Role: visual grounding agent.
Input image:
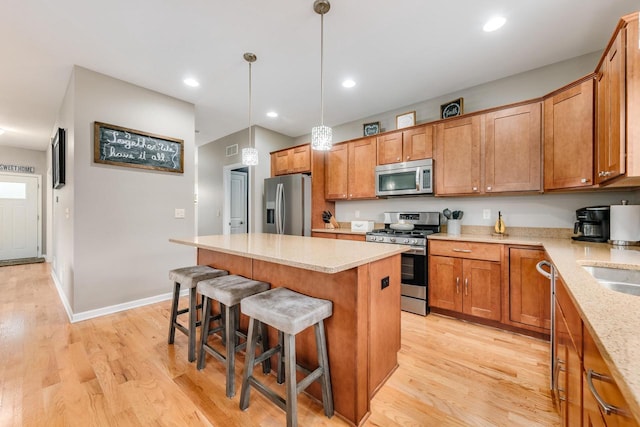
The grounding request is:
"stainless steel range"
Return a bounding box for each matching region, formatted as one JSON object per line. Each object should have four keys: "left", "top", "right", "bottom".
{"left": 366, "top": 212, "right": 440, "bottom": 315}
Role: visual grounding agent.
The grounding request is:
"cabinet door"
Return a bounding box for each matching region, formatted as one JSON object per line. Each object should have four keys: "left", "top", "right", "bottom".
{"left": 434, "top": 116, "right": 482, "bottom": 195}
{"left": 509, "top": 248, "right": 551, "bottom": 330}
{"left": 403, "top": 125, "right": 433, "bottom": 162}
{"left": 555, "top": 301, "right": 569, "bottom": 425}
{"left": 290, "top": 145, "right": 311, "bottom": 173}
{"left": 544, "top": 78, "right": 595, "bottom": 190}
{"left": 377, "top": 131, "right": 403, "bottom": 165}
{"left": 348, "top": 138, "right": 377, "bottom": 199}
{"left": 325, "top": 143, "right": 348, "bottom": 200}
{"left": 337, "top": 234, "right": 366, "bottom": 241}
{"left": 461, "top": 259, "right": 501, "bottom": 321}
{"left": 428, "top": 256, "right": 462, "bottom": 312}
{"left": 273, "top": 150, "right": 291, "bottom": 176}
{"left": 485, "top": 102, "right": 542, "bottom": 193}
{"left": 596, "top": 27, "right": 626, "bottom": 184}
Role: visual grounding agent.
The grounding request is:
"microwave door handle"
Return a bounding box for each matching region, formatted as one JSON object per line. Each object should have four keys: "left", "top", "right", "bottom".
{"left": 416, "top": 168, "right": 421, "bottom": 190}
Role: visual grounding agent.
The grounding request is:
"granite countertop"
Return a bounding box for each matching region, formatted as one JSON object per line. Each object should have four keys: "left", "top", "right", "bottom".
{"left": 170, "top": 233, "right": 408, "bottom": 274}
{"left": 429, "top": 232, "right": 640, "bottom": 421}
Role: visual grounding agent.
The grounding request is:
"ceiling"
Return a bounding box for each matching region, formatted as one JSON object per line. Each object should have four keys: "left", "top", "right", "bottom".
{"left": 1, "top": 1, "right": 639, "bottom": 152}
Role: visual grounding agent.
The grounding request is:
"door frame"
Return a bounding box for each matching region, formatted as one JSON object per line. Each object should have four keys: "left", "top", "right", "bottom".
{"left": 0, "top": 171, "right": 43, "bottom": 258}
{"left": 223, "top": 162, "right": 252, "bottom": 235}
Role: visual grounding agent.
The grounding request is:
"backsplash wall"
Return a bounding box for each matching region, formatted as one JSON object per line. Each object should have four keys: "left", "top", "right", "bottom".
{"left": 334, "top": 191, "right": 639, "bottom": 229}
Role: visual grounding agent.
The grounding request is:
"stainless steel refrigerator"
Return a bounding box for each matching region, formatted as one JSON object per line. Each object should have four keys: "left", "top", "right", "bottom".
{"left": 263, "top": 174, "right": 311, "bottom": 236}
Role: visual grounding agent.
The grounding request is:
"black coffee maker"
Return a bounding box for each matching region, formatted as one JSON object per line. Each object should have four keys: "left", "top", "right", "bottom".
{"left": 572, "top": 206, "right": 610, "bottom": 242}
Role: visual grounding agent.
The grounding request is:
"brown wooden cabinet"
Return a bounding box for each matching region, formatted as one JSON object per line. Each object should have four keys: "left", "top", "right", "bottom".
{"left": 544, "top": 76, "right": 595, "bottom": 190}
{"left": 435, "top": 101, "right": 541, "bottom": 196}
{"left": 507, "top": 247, "right": 551, "bottom": 332}
{"left": 271, "top": 144, "right": 311, "bottom": 176}
{"left": 596, "top": 26, "right": 626, "bottom": 184}
{"left": 325, "top": 138, "right": 376, "bottom": 200}
{"left": 377, "top": 125, "right": 433, "bottom": 165}
{"left": 310, "top": 232, "right": 366, "bottom": 241}
{"left": 429, "top": 240, "right": 501, "bottom": 321}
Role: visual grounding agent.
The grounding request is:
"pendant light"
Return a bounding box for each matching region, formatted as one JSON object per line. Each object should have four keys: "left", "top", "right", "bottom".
{"left": 311, "top": 0, "right": 332, "bottom": 151}
{"left": 242, "top": 52, "right": 259, "bottom": 166}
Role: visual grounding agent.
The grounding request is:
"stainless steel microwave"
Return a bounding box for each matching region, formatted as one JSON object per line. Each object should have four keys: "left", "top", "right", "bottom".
{"left": 375, "top": 159, "right": 433, "bottom": 197}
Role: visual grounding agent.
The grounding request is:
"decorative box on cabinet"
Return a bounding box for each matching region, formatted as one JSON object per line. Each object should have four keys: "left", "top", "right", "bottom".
{"left": 429, "top": 240, "right": 502, "bottom": 321}
{"left": 377, "top": 125, "right": 433, "bottom": 165}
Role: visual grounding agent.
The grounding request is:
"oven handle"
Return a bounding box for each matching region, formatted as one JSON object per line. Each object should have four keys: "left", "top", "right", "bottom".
{"left": 404, "top": 247, "right": 426, "bottom": 256}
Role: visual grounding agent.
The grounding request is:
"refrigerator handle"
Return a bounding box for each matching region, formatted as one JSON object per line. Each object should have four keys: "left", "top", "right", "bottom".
{"left": 279, "top": 183, "right": 286, "bottom": 234}
{"left": 275, "top": 183, "right": 281, "bottom": 234}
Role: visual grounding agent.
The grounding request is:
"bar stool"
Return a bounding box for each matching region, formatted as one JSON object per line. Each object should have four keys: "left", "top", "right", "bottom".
{"left": 168, "top": 265, "right": 228, "bottom": 362}
{"left": 197, "top": 275, "right": 272, "bottom": 398}
{"left": 239, "top": 287, "right": 334, "bottom": 427}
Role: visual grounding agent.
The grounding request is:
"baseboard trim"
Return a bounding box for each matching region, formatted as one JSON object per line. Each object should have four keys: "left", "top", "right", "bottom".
{"left": 50, "top": 271, "right": 188, "bottom": 323}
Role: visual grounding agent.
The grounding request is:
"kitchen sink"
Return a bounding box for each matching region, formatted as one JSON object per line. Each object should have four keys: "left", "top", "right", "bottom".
{"left": 582, "top": 265, "right": 640, "bottom": 296}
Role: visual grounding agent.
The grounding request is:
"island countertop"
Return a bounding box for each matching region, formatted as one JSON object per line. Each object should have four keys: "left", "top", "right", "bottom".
{"left": 170, "top": 233, "right": 408, "bottom": 274}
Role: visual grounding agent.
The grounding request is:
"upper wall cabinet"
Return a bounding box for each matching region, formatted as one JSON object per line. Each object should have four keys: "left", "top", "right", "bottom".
{"left": 271, "top": 144, "right": 311, "bottom": 176}
{"left": 377, "top": 125, "right": 433, "bottom": 165}
{"left": 435, "top": 101, "right": 542, "bottom": 196}
{"left": 544, "top": 76, "right": 595, "bottom": 190}
{"left": 325, "top": 137, "right": 377, "bottom": 200}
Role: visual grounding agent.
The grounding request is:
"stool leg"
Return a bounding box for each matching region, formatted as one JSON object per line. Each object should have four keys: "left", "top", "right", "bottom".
{"left": 259, "top": 321, "right": 271, "bottom": 374}
{"left": 225, "top": 304, "right": 237, "bottom": 398}
{"left": 168, "top": 282, "right": 180, "bottom": 344}
{"left": 284, "top": 333, "right": 297, "bottom": 427}
{"left": 239, "top": 317, "right": 259, "bottom": 410}
{"left": 197, "top": 296, "right": 212, "bottom": 370}
{"left": 277, "top": 330, "right": 285, "bottom": 384}
{"left": 188, "top": 287, "right": 198, "bottom": 362}
{"left": 315, "top": 320, "right": 334, "bottom": 418}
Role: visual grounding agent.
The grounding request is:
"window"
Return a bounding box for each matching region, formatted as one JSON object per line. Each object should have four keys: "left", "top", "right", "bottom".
{"left": 0, "top": 182, "right": 26, "bottom": 199}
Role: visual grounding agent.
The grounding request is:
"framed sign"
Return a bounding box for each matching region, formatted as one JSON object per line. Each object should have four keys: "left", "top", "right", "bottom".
{"left": 363, "top": 121, "right": 380, "bottom": 136}
{"left": 440, "top": 98, "right": 464, "bottom": 119}
{"left": 396, "top": 111, "right": 416, "bottom": 129}
{"left": 52, "top": 127, "right": 66, "bottom": 189}
{"left": 94, "top": 122, "right": 184, "bottom": 173}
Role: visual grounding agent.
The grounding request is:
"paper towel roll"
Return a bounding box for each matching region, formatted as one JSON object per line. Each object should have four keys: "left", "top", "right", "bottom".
{"left": 610, "top": 205, "right": 640, "bottom": 243}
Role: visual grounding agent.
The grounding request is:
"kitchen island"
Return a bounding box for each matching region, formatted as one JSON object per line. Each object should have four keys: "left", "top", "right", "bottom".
{"left": 170, "top": 233, "right": 408, "bottom": 426}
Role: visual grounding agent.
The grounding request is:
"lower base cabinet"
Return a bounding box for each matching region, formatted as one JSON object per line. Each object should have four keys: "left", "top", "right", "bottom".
{"left": 311, "top": 232, "right": 366, "bottom": 241}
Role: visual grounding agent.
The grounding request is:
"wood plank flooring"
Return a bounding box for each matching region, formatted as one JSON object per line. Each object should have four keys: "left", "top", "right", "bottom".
{"left": 0, "top": 263, "right": 560, "bottom": 426}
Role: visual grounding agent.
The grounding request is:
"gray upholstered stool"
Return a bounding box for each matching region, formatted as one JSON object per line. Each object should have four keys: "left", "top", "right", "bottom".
{"left": 168, "top": 265, "right": 228, "bottom": 362}
{"left": 239, "top": 287, "right": 334, "bottom": 427}
{"left": 197, "top": 275, "right": 271, "bottom": 398}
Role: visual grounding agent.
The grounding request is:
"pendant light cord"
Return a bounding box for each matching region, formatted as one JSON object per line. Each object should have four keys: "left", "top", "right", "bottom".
{"left": 248, "top": 60, "right": 253, "bottom": 149}
{"left": 320, "top": 12, "right": 325, "bottom": 126}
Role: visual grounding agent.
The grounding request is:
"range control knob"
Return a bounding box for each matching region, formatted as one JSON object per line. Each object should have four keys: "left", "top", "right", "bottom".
{"left": 410, "top": 239, "right": 417, "bottom": 244}
{"left": 377, "top": 237, "right": 384, "bottom": 242}
{"left": 389, "top": 238, "right": 396, "bottom": 243}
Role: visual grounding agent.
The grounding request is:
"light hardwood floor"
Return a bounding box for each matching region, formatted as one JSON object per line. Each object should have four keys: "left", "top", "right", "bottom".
{"left": 0, "top": 263, "right": 560, "bottom": 426}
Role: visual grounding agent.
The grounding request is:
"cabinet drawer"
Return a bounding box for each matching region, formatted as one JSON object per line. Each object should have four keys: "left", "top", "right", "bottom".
{"left": 429, "top": 240, "right": 501, "bottom": 261}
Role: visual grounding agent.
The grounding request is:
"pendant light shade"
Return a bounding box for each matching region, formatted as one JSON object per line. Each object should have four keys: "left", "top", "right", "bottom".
{"left": 311, "top": 0, "right": 332, "bottom": 151}
{"left": 242, "top": 52, "right": 259, "bottom": 166}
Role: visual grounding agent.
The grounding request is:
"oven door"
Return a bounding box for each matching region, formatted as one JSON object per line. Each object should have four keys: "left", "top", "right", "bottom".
{"left": 400, "top": 247, "right": 428, "bottom": 315}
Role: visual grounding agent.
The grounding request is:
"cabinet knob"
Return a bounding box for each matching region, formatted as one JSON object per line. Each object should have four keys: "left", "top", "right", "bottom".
{"left": 580, "top": 178, "right": 590, "bottom": 183}
{"left": 486, "top": 186, "right": 492, "bottom": 191}
{"left": 406, "top": 155, "right": 410, "bottom": 160}
{"left": 397, "top": 157, "right": 401, "bottom": 161}
{"left": 349, "top": 194, "right": 353, "bottom": 197}
{"left": 472, "top": 186, "right": 478, "bottom": 191}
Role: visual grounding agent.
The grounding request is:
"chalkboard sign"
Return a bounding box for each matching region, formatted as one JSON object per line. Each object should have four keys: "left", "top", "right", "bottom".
{"left": 94, "top": 122, "right": 184, "bottom": 173}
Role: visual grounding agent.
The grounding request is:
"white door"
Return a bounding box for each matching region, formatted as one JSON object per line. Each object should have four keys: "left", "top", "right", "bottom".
{"left": 0, "top": 175, "right": 39, "bottom": 260}
{"left": 230, "top": 170, "right": 248, "bottom": 234}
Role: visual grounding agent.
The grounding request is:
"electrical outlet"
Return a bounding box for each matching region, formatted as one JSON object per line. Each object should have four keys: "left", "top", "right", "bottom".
{"left": 381, "top": 276, "right": 390, "bottom": 290}
{"left": 175, "top": 208, "right": 185, "bottom": 219}
{"left": 483, "top": 209, "right": 491, "bottom": 220}
{"left": 355, "top": 210, "right": 360, "bottom": 218}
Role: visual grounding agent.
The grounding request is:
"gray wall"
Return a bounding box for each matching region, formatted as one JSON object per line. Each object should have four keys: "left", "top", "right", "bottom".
{"left": 53, "top": 66, "right": 196, "bottom": 315}
{"left": 0, "top": 146, "right": 48, "bottom": 254}
{"left": 197, "top": 125, "right": 292, "bottom": 235}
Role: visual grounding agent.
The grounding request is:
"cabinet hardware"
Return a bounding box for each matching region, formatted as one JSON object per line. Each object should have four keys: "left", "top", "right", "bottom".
{"left": 587, "top": 369, "right": 627, "bottom": 417}
{"left": 464, "top": 278, "right": 469, "bottom": 296}
{"left": 580, "top": 178, "right": 590, "bottom": 183}
{"left": 486, "top": 186, "right": 492, "bottom": 191}
{"left": 472, "top": 186, "right": 478, "bottom": 191}
{"left": 455, "top": 277, "right": 460, "bottom": 294}
{"left": 452, "top": 249, "right": 472, "bottom": 253}
{"left": 406, "top": 155, "right": 410, "bottom": 160}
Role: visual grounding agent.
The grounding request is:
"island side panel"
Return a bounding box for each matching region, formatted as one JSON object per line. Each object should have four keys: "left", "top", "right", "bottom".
{"left": 251, "top": 258, "right": 366, "bottom": 425}
{"left": 368, "top": 254, "right": 401, "bottom": 396}
{"left": 198, "top": 250, "right": 252, "bottom": 277}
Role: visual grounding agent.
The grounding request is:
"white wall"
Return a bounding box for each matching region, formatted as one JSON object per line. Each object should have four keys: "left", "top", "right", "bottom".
{"left": 53, "top": 66, "right": 196, "bottom": 314}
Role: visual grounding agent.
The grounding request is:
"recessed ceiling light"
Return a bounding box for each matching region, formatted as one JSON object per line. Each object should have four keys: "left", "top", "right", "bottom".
{"left": 183, "top": 77, "right": 200, "bottom": 87}
{"left": 483, "top": 16, "right": 506, "bottom": 32}
{"left": 266, "top": 111, "right": 278, "bottom": 118}
{"left": 342, "top": 79, "right": 356, "bottom": 88}
{"left": 0, "top": 128, "right": 5, "bottom": 135}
